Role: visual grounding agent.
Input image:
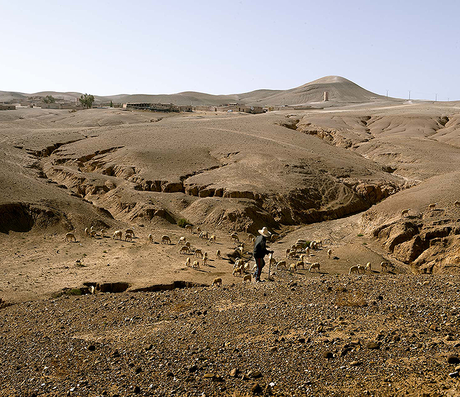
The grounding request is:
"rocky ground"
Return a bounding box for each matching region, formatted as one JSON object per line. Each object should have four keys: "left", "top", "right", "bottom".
{"left": 1, "top": 273, "right": 460, "bottom": 397}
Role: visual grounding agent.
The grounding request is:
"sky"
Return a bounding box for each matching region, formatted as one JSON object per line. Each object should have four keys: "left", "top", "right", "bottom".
{"left": 1, "top": 0, "right": 460, "bottom": 100}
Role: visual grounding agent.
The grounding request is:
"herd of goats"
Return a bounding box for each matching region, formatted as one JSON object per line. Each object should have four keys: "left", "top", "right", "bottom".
{"left": 63, "top": 224, "right": 396, "bottom": 285}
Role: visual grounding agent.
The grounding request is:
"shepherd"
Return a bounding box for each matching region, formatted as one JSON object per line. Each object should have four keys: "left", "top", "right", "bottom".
{"left": 253, "top": 227, "right": 274, "bottom": 282}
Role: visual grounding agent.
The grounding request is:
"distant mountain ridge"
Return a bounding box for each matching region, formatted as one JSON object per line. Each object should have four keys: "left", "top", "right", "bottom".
{"left": 0, "top": 76, "right": 393, "bottom": 106}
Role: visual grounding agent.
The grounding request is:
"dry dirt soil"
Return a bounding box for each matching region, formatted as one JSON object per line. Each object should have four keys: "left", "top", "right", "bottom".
{"left": 1, "top": 100, "right": 460, "bottom": 396}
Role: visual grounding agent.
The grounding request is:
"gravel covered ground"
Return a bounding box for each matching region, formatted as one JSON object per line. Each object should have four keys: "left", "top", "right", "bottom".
{"left": 1, "top": 274, "right": 460, "bottom": 396}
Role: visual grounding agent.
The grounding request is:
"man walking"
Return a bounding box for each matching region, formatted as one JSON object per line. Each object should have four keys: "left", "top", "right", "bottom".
{"left": 253, "top": 227, "right": 273, "bottom": 282}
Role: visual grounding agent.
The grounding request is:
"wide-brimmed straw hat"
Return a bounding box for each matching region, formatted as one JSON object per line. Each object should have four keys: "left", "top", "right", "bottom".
{"left": 258, "top": 227, "right": 271, "bottom": 238}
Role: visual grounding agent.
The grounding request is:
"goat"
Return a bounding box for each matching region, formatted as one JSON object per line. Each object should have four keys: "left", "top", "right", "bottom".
{"left": 216, "top": 249, "right": 221, "bottom": 259}
{"left": 209, "top": 235, "right": 216, "bottom": 243}
{"left": 178, "top": 236, "right": 186, "bottom": 245}
{"left": 185, "top": 257, "right": 191, "bottom": 267}
{"left": 365, "top": 262, "right": 372, "bottom": 273}
{"left": 233, "top": 266, "right": 243, "bottom": 276}
{"left": 125, "top": 228, "right": 135, "bottom": 237}
{"left": 194, "top": 249, "right": 203, "bottom": 258}
{"left": 276, "top": 260, "right": 287, "bottom": 270}
{"left": 428, "top": 203, "right": 437, "bottom": 210}
{"left": 185, "top": 224, "right": 193, "bottom": 233}
{"left": 455, "top": 200, "right": 460, "bottom": 208}
{"left": 113, "top": 230, "right": 123, "bottom": 240}
{"left": 161, "top": 235, "right": 171, "bottom": 244}
{"left": 243, "top": 274, "right": 252, "bottom": 283}
{"left": 212, "top": 277, "right": 222, "bottom": 287}
{"left": 65, "top": 232, "right": 76, "bottom": 242}
{"left": 148, "top": 234, "right": 153, "bottom": 243}
{"left": 179, "top": 246, "right": 190, "bottom": 254}
{"left": 192, "top": 260, "right": 200, "bottom": 269}
{"left": 349, "top": 265, "right": 360, "bottom": 274}
{"left": 289, "top": 262, "right": 297, "bottom": 273}
{"left": 296, "top": 260, "right": 305, "bottom": 270}
{"left": 327, "top": 249, "right": 332, "bottom": 259}
{"left": 309, "top": 262, "right": 320, "bottom": 272}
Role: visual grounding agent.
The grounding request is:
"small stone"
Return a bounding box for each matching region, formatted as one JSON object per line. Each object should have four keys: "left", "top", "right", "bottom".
{"left": 269, "top": 346, "right": 278, "bottom": 352}
{"left": 323, "top": 351, "right": 334, "bottom": 359}
{"left": 88, "top": 345, "right": 96, "bottom": 351}
{"left": 113, "top": 350, "right": 120, "bottom": 358}
{"left": 429, "top": 324, "right": 439, "bottom": 331}
{"left": 350, "top": 361, "right": 362, "bottom": 366}
{"left": 247, "top": 370, "right": 262, "bottom": 378}
{"left": 448, "top": 371, "right": 459, "bottom": 378}
{"left": 145, "top": 344, "right": 153, "bottom": 351}
{"left": 133, "top": 386, "right": 141, "bottom": 394}
{"left": 230, "top": 368, "right": 238, "bottom": 377}
{"left": 189, "top": 365, "right": 198, "bottom": 372}
{"left": 366, "top": 341, "right": 381, "bottom": 350}
{"left": 251, "top": 382, "right": 263, "bottom": 394}
{"left": 447, "top": 355, "right": 460, "bottom": 364}
{"left": 445, "top": 335, "right": 454, "bottom": 341}
{"left": 135, "top": 367, "right": 142, "bottom": 374}
{"left": 456, "top": 365, "right": 460, "bottom": 372}
{"left": 166, "top": 371, "right": 174, "bottom": 377}
{"left": 203, "top": 373, "right": 215, "bottom": 379}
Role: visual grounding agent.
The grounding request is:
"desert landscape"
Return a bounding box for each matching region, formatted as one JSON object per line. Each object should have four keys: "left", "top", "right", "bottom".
{"left": 1, "top": 76, "right": 460, "bottom": 396}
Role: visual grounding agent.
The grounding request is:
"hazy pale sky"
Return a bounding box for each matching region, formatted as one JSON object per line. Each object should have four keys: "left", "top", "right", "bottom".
{"left": 1, "top": 0, "right": 459, "bottom": 100}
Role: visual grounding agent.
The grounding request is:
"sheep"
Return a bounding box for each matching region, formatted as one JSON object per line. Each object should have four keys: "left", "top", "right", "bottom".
{"left": 276, "top": 260, "right": 287, "bottom": 270}
{"left": 212, "top": 277, "right": 222, "bottom": 287}
{"left": 90, "top": 230, "right": 98, "bottom": 238}
{"left": 365, "top": 262, "right": 372, "bottom": 273}
{"left": 185, "top": 224, "right": 193, "bottom": 233}
{"left": 125, "top": 228, "right": 135, "bottom": 237}
{"left": 305, "top": 247, "right": 310, "bottom": 256}
{"left": 194, "top": 249, "right": 203, "bottom": 258}
{"left": 84, "top": 227, "right": 90, "bottom": 237}
{"left": 185, "top": 241, "right": 191, "bottom": 248}
{"left": 269, "top": 253, "right": 277, "bottom": 267}
{"left": 309, "top": 262, "right": 320, "bottom": 272}
{"left": 216, "top": 249, "right": 221, "bottom": 259}
{"left": 185, "top": 257, "right": 191, "bottom": 267}
{"left": 203, "top": 252, "right": 208, "bottom": 266}
{"left": 428, "top": 203, "right": 437, "bottom": 210}
{"left": 310, "top": 241, "right": 317, "bottom": 250}
{"left": 287, "top": 250, "right": 297, "bottom": 259}
{"left": 285, "top": 248, "right": 291, "bottom": 258}
{"left": 196, "top": 226, "right": 202, "bottom": 233}
{"left": 100, "top": 229, "right": 106, "bottom": 237}
{"left": 296, "top": 260, "right": 305, "bottom": 270}
{"left": 401, "top": 209, "right": 410, "bottom": 217}
{"left": 243, "top": 274, "right": 252, "bottom": 283}
{"left": 125, "top": 232, "right": 133, "bottom": 242}
{"left": 233, "top": 258, "right": 243, "bottom": 269}
{"left": 243, "top": 262, "right": 250, "bottom": 272}
{"left": 247, "top": 233, "right": 255, "bottom": 243}
{"left": 455, "top": 200, "right": 460, "bottom": 208}
{"left": 199, "top": 231, "right": 209, "bottom": 239}
{"left": 289, "top": 262, "right": 297, "bottom": 273}
{"left": 161, "top": 235, "right": 171, "bottom": 244}
{"left": 179, "top": 246, "right": 190, "bottom": 254}
{"left": 233, "top": 266, "right": 243, "bottom": 276}
{"left": 192, "top": 260, "right": 200, "bottom": 269}
{"left": 178, "top": 236, "right": 186, "bottom": 245}
{"left": 148, "top": 234, "right": 153, "bottom": 243}
{"left": 113, "top": 230, "right": 123, "bottom": 240}
{"left": 231, "top": 232, "right": 239, "bottom": 243}
{"left": 327, "top": 249, "right": 332, "bottom": 259}
{"left": 65, "top": 232, "right": 76, "bottom": 242}
{"left": 349, "top": 265, "right": 360, "bottom": 274}
{"left": 209, "top": 235, "right": 216, "bottom": 243}
{"left": 316, "top": 240, "right": 323, "bottom": 248}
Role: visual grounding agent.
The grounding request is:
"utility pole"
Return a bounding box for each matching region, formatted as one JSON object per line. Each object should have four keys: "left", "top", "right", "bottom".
{"left": 408, "top": 90, "right": 411, "bottom": 100}
{"left": 435, "top": 94, "right": 437, "bottom": 102}
{"left": 386, "top": 89, "right": 388, "bottom": 97}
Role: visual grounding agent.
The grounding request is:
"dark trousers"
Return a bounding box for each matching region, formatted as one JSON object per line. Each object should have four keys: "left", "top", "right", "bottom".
{"left": 254, "top": 257, "right": 265, "bottom": 280}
